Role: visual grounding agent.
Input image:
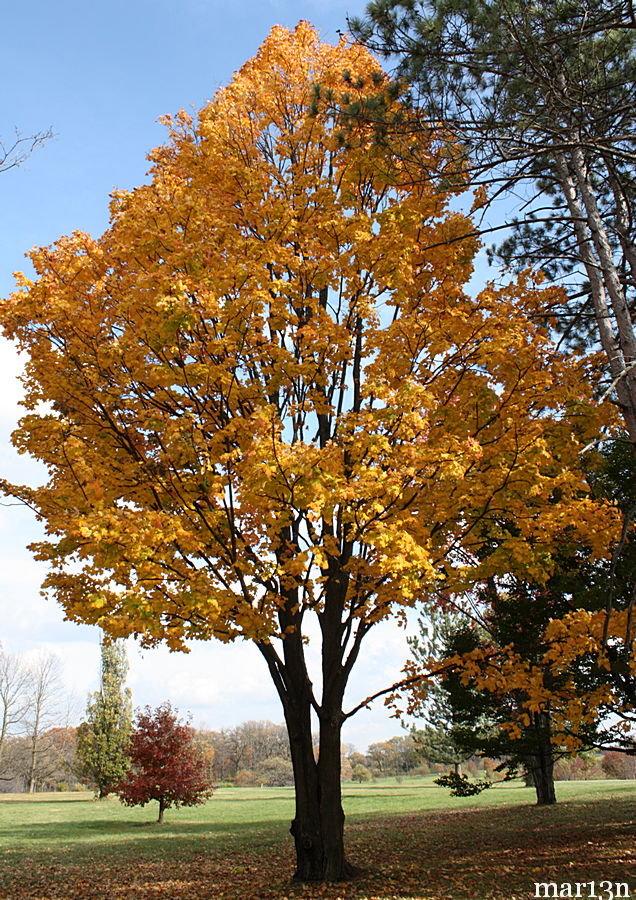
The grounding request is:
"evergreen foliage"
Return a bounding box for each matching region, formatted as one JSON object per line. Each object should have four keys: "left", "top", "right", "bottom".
{"left": 408, "top": 439, "right": 636, "bottom": 805}
{"left": 76, "top": 639, "right": 132, "bottom": 798}
{"left": 353, "top": 0, "right": 636, "bottom": 441}
{"left": 408, "top": 611, "right": 476, "bottom": 771}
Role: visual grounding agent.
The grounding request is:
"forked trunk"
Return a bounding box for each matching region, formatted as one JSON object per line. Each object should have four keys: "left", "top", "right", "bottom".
{"left": 260, "top": 620, "right": 356, "bottom": 882}
{"left": 256, "top": 567, "right": 358, "bottom": 883}
{"left": 286, "top": 703, "right": 355, "bottom": 881}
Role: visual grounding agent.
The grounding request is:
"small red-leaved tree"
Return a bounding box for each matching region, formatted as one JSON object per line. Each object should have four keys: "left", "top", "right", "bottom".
{"left": 116, "top": 703, "right": 213, "bottom": 823}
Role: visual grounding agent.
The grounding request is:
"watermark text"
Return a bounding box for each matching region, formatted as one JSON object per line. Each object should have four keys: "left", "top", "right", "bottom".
{"left": 534, "top": 883, "right": 630, "bottom": 900}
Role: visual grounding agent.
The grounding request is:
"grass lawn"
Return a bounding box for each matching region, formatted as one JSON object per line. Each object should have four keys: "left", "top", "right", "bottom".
{"left": 0, "top": 778, "right": 634, "bottom": 899}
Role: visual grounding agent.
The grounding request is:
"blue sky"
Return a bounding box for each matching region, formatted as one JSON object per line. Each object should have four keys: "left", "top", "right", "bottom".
{"left": 1, "top": 0, "right": 367, "bottom": 278}
{"left": 0, "top": 0, "right": 429, "bottom": 750}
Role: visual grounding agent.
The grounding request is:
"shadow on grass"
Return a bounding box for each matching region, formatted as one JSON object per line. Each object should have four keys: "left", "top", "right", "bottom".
{"left": 0, "top": 815, "right": 289, "bottom": 848}
{"left": 1, "top": 795, "right": 634, "bottom": 899}
{"left": 3, "top": 795, "right": 634, "bottom": 848}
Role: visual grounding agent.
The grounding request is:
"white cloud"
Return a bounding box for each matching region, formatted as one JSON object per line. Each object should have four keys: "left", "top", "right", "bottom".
{"left": 1, "top": 586, "right": 419, "bottom": 748}
{"left": 0, "top": 337, "right": 47, "bottom": 485}
{"left": 0, "top": 338, "right": 25, "bottom": 425}
{"left": 126, "top": 638, "right": 278, "bottom": 718}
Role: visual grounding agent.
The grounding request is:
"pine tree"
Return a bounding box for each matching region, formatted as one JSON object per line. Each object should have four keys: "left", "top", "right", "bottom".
{"left": 77, "top": 638, "right": 132, "bottom": 798}
{"left": 354, "top": 0, "right": 636, "bottom": 443}
{"left": 408, "top": 611, "right": 475, "bottom": 776}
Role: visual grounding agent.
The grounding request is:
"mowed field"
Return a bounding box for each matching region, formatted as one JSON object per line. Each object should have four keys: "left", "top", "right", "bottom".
{"left": 0, "top": 778, "right": 634, "bottom": 900}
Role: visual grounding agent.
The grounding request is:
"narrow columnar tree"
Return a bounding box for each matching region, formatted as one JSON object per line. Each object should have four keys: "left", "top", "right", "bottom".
{"left": 76, "top": 638, "right": 132, "bottom": 797}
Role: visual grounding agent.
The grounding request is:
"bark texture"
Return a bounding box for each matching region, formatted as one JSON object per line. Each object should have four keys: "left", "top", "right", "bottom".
{"left": 526, "top": 712, "right": 557, "bottom": 806}
{"left": 258, "top": 582, "right": 358, "bottom": 882}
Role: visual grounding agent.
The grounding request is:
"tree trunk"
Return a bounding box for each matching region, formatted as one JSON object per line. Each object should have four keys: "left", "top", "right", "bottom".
{"left": 525, "top": 712, "right": 556, "bottom": 806}
{"left": 285, "top": 695, "right": 323, "bottom": 880}
{"left": 317, "top": 715, "right": 355, "bottom": 881}
{"left": 527, "top": 753, "right": 556, "bottom": 805}
{"left": 27, "top": 736, "right": 37, "bottom": 793}
{"left": 554, "top": 153, "right": 636, "bottom": 444}
{"left": 259, "top": 623, "right": 356, "bottom": 882}
{"left": 283, "top": 686, "right": 355, "bottom": 880}
{"left": 255, "top": 538, "right": 361, "bottom": 884}
{"left": 157, "top": 797, "right": 165, "bottom": 823}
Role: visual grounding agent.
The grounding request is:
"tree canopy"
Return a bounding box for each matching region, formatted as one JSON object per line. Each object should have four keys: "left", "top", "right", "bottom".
{"left": 0, "top": 22, "right": 618, "bottom": 882}
{"left": 116, "top": 703, "right": 213, "bottom": 823}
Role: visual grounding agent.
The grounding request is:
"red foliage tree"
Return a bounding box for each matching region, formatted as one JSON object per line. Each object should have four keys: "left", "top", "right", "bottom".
{"left": 116, "top": 703, "right": 214, "bottom": 823}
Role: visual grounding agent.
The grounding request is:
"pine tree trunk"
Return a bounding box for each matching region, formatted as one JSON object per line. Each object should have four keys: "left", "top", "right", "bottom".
{"left": 554, "top": 152, "right": 636, "bottom": 444}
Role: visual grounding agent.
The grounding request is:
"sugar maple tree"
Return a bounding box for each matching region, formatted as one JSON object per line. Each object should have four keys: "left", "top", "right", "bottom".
{"left": 116, "top": 703, "right": 213, "bottom": 823}
{"left": 0, "top": 23, "right": 618, "bottom": 882}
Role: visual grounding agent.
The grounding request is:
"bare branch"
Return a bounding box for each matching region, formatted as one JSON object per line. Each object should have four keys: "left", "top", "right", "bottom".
{"left": 0, "top": 128, "right": 52, "bottom": 174}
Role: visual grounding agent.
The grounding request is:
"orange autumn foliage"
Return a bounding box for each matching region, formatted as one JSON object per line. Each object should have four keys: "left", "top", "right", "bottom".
{"left": 0, "top": 22, "right": 621, "bottom": 880}
{"left": 0, "top": 23, "right": 616, "bottom": 652}
{"left": 393, "top": 602, "right": 634, "bottom": 755}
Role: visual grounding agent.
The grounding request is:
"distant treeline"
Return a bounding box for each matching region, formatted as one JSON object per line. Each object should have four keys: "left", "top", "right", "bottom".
{"left": 1, "top": 719, "right": 634, "bottom": 793}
